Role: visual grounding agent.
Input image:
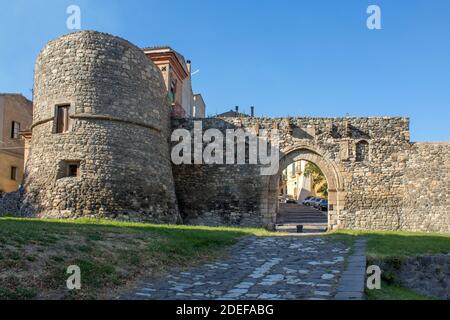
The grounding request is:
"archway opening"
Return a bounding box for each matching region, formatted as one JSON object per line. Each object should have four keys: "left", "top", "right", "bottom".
{"left": 261, "top": 146, "right": 344, "bottom": 232}
{"left": 277, "top": 159, "right": 328, "bottom": 232}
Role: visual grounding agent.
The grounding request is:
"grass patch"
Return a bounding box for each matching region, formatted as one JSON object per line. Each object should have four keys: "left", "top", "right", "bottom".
{"left": 327, "top": 230, "right": 449, "bottom": 300}
{"left": 365, "top": 281, "right": 435, "bottom": 300}
{"left": 327, "top": 230, "right": 450, "bottom": 257}
{"left": 0, "top": 287, "right": 37, "bottom": 300}
{"left": 0, "top": 217, "right": 278, "bottom": 300}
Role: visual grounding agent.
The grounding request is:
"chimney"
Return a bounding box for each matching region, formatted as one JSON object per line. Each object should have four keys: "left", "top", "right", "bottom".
{"left": 235, "top": 106, "right": 239, "bottom": 113}
{"left": 250, "top": 106, "right": 254, "bottom": 117}
{"left": 186, "top": 60, "right": 191, "bottom": 73}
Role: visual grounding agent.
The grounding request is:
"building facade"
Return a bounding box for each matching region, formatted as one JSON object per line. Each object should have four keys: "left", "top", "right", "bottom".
{"left": 193, "top": 94, "right": 206, "bottom": 118}
{"left": 0, "top": 94, "right": 32, "bottom": 192}
{"left": 144, "top": 47, "right": 205, "bottom": 118}
{"left": 281, "top": 160, "right": 314, "bottom": 202}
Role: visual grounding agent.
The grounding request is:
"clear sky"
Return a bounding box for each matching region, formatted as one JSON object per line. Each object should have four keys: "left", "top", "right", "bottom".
{"left": 0, "top": 0, "right": 449, "bottom": 141}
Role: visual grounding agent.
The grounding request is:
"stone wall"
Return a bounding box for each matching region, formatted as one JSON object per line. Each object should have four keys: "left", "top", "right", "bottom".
{"left": 171, "top": 118, "right": 265, "bottom": 226}
{"left": 401, "top": 143, "right": 450, "bottom": 233}
{"left": 23, "top": 31, "right": 180, "bottom": 223}
{"left": 0, "top": 188, "right": 33, "bottom": 217}
{"left": 368, "top": 255, "right": 450, "bottom": 299}
{"left": 3, "top": 30, "right": 447, "bottom": 232}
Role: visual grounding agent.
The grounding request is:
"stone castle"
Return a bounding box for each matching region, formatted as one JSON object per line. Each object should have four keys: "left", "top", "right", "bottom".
{"left": 2, "top": 31, "right": 449, "bottom": 233}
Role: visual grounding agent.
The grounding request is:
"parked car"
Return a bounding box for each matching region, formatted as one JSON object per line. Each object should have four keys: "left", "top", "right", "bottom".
{"left": 302, "top": 196, "right": 316, "bottom": 206}
{"left": 304, "top": 197, "right": 320, "bottom": 207}
{"left": 278, "top": 195, "right": 287, "bottom": 203}
{"left": 311, "top": 198, "right": 324, "bottom": 209}
{"left": 301, "top": 196, "right": 313, "bottom": 205}
{"left": 286, "top": 196, "right": 297, "bottom": 204}
{"left": 317, "top": 199, "right": 328, "bottom": 211}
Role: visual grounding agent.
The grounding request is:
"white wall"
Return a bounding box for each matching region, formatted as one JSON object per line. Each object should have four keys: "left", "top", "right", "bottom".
{"left": 181, "top": 76, "right": 193, "bottom": 117}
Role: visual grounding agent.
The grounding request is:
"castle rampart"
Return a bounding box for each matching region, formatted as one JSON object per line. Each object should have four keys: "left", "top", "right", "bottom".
{"left": 23, "top": 31, "right": 180, "bottom": 223}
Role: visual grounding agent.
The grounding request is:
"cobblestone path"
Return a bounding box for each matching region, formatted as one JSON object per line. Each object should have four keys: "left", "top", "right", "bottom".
{"left": 120, "top": 236, "right": 352, "bottom": 300}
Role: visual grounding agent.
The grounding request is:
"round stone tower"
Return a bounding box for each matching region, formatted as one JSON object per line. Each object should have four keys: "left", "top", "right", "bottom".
{"left": 24, "top": 30, "right": 181, "bottom": 223}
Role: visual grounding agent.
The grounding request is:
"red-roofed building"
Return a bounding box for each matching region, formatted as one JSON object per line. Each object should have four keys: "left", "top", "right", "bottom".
{"left": 143, "top": 46, "right": 205, "bottom": 118}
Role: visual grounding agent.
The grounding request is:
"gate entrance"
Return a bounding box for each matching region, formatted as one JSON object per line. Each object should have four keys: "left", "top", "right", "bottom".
{"left": 276, "top": 158, "right": 329, "bottom": 232}
{"left": 261, "top": 144, "right": 346, "bottom": 231}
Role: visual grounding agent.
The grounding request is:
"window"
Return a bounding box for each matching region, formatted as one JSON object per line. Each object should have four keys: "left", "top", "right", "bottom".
{"left": 290, "top": 163, "right": 296, "bottom": 178}
{"left": 56, "top": 105, "right": 70, "bottom": 133}
{"left": 169, "top": 80, "right": 177, "bottom": 102}
{"left": 56, "top": 160, "right": 81, "bottom": 179}
{"left": 67, "top": 162, "right": 80, "bottom": 177}
{"left": 10, "top": 166, "right": 17, "bottom": 180}
{"left": 356, "top": 140, "right": 369, "bottom": 162}
{"left": 11, "top": 121, "right": 20, "bottom": 139}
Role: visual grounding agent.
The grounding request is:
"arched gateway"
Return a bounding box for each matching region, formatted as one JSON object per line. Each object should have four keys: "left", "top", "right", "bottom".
{"left": 172, "top": 116, "right": 449, "bottom": 233}
{"left": 261, "top": 143, "right": 345, "bottom": 231}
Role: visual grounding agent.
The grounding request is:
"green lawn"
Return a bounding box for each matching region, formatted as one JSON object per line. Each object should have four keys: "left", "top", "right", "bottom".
{"left": 327, "top": 230, "right": 450, "bottom": 300}
{"left": 327, "top": 229, "right": 450, "bottom": 257}
{"left": 365, "top": 281, "right": 435, "bottom": 300}
{"left": 1, "top": 218, "right": 448, "bottom": 300}
{"left": 0, "top": 217, "right": 277, "bottom": 300}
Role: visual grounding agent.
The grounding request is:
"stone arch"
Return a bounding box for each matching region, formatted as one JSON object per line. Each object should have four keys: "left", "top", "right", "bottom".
{"left": 260, "top": 143, "right": 346, "bottom": 231}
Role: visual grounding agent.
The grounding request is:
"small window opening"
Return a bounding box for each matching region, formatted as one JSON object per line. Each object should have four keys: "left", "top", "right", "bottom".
{"left": 10, "top": 166, "right": 17, "bottom": 180}
{"left": 356, "top": 140, "right": 369, "bottom": 162}
{"left": 57, "top": 161, "right": 81, "bottom": 179}
{"left": 169, "top": 79, "right": 177, "bottom": 102}
{"left": 56, "top": 105, "right": 70, "bottom": 133}
{"left": 11, "top": 121, "right": 20, "bottom": 139}
{"left": 67, "top": 162, "right": 80, "bottom": 177}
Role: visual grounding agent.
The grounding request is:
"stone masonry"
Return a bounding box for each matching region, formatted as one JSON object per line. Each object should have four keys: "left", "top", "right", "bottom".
{"left": 22, "top": 31, "right": 180, "bottom": 223}
{"left": 1, "top": 30, "right": 448, "bottom": 233}
{"left": 121, "top": 236, "right": 352, "bottom": 300}
{"left": 172, "top": 117, "right": 449, "bottom": 232}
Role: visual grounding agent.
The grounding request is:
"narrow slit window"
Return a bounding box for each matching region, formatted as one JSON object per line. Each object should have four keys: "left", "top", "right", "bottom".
{"left": 169, "top": 79, "right": 177, "bottom": 102}
{"left": 11, "top": 121, "right": 20, "bottom": 139}
{"left": 56, "top": 105, "right": 70, "bottom": 133}
{"left": 356, "top": 141, "right": 369, "bottom": 162}
{"left": 10, "top": 166, "right": 17, "bottom": 180}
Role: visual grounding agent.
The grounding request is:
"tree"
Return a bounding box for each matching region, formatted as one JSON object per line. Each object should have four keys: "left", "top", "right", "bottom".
{"left": 304, "top": 162, "right": 328, "bottom": 198}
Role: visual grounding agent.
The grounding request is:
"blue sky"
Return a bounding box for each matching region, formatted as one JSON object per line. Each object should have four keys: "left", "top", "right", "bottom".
{"left": 0, "top": 0, "right": 449, "bottom": 141}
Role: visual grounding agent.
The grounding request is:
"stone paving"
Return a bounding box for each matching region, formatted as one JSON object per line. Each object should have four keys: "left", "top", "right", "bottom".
{"left": 335, "top": 238, "right": 367, "bottom": 300}
{"left": 120, "top": 236, "right": 356, "bottom": 300}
